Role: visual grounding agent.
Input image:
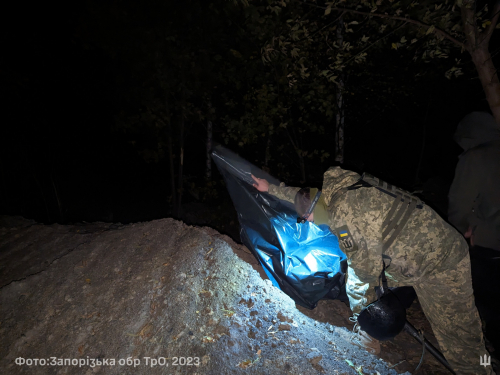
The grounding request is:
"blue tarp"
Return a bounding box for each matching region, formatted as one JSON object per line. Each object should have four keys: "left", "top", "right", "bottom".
{"left": 212, "top": 145, "right": 347, "bottom": 309}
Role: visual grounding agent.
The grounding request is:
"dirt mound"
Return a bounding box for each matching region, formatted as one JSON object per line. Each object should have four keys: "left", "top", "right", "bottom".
{"left": 1, "top": 217, "right": 416, "bottom": 374}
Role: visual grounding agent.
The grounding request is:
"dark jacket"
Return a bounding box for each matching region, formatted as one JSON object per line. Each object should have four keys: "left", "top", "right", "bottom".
{"left": 448, "top": 112, "right": 500, "bottom": 251}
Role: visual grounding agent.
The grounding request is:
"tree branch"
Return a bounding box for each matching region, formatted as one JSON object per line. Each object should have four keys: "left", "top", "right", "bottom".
{"left": 331, "top": 7, "right": 465, "bottom": 49}
{"left": 479, "top": 4, "right": 500, "bottom": 45}
{"left": 461, "top": 0, "right": 478, "bottom": 51}
{"left": 295, "top": 11, "right": 345, "bottom": 44}
{"left": 301, "top": 1, "right": 466, "bottom": 49}
{"left": 342, "top": 21, "right": 408, "bottom": 67}
{"left": 284, "top": 125, "right": 299, "bottom": 153}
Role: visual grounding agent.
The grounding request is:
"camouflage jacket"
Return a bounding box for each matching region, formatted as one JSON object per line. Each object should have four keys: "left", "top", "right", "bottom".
{"left": 269, "top": 167, "right": 468, "bottom": 314}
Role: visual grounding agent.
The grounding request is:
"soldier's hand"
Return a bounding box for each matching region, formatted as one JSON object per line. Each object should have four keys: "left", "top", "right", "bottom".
{"left": 465, "top": 226, "right": 475, "bottom": 247}
{"left": 251, "top": 174, "right": 269, "bottom": 192}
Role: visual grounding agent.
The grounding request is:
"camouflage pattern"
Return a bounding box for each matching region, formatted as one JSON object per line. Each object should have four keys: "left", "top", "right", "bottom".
{"left": 268, "top": 167, "right": 492, "bottom": 375}
{"left": 268, "top": 182, "right": 300, "bottom": 204}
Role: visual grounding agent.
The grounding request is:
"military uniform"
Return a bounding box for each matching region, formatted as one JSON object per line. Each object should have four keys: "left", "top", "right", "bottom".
{"left": 269, "top": 167, "right": 492, "bottom": 375}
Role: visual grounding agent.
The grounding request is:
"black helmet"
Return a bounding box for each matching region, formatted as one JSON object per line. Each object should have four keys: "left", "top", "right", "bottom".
{"left": 357, "top": 290, "right": 406, "bottom": 341}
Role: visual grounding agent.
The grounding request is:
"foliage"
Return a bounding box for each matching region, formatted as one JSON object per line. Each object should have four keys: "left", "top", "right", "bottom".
{"left": 218, "top": 1, "right": 344, "bottom": 182}
{"left": 77, "top": 0, "right": 499, "bottom": 196}
{"left": 233, "top": 0, "right": 499, "bottom": 184}
{"left": 257, "top": 0, "right": 499, "bottom": 121}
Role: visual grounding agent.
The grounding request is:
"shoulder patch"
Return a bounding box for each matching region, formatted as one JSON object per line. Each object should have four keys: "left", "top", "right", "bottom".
{"left": 334, "top": 225, "right": 358, "bottom": 252}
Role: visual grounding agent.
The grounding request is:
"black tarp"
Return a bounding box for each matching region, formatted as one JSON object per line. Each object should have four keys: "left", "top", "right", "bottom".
{"left": 212, "top": 145, "right": 347, "bottom": 309}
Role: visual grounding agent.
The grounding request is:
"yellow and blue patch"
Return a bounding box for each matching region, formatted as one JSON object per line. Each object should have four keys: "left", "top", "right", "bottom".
{"left": 335, "top": 225, "right": 358, "bottom": 252}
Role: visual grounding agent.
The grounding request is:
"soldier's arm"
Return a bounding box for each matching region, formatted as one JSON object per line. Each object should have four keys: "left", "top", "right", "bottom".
{"left": 344, "top": 234, "right": 382, "bottom": 314}
{"left": 345, "top": 265, "right": 379, "bottom": 315}
{"left": 268, "top": 183, "right": 300, "bottom": 204}
{"left": 335, "top": 228, "right": 382, "bottom": 315}
{"left": 251, "top": 174, "right": 299, "bottom": 205}
{"left": 335, "top": 190, "right": 386, "bottom": 315}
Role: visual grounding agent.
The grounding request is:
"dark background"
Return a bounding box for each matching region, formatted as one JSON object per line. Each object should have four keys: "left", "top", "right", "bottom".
{"left": 0, "top": 0, "right": 495, "bottom": 227}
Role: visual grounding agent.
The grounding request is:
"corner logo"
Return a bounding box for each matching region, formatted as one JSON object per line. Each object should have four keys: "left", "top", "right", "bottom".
{"left": 480, "top": 354, "right": 491, "bottom": 367}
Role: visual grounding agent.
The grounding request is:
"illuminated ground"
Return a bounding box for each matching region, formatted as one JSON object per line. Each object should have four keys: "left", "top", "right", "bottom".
{"left": 1, "top": 216, "right": 449, "bottom": 374}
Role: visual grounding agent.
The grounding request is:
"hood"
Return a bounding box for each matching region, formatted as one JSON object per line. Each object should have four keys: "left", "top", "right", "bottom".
{"left": 454, "top": 112, "right": 500, "bottom": 151}
{"left": 322, "top": 167, "right": 360, "bottom": 206}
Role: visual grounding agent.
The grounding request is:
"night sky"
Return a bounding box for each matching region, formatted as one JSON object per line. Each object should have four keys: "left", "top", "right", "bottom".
{"left": 1, "top": 0, "right": 496, "bottom": 225}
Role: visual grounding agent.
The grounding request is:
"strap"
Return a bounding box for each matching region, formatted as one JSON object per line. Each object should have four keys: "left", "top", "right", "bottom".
{"left": 382, "top": 194, "right": 408, "bottom": 240}
{"left": 381, "top": 191, "right": 402, "bottom": 235}
{"left": 379, "top": 255, "right": 391, "bottom": 296}
{"left": 383, "top": 197, "right": 418, "bottom": 252}
{"left": 297, "top": 190, "right": 322, "bottom": 223}
{"left": 347, "top": 172, "right": 423, "bottom": 250}
{"left": 392, "top": 198, "right": 418, "bottom": 240}
{"left": 361, "top": 172, "right": 424, "bottom": 208}
{"left": 347, "top": 179, "right": 372, "bottom": 190}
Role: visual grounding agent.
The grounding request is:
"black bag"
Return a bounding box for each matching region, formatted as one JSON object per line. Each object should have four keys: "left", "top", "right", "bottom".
{"left": 212, "top": 145, "right": 348, "bottom": 309}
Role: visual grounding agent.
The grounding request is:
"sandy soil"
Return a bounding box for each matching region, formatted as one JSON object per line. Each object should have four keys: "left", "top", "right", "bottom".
{"left": 0, "top": 216, "right": 455, "bottom": 374}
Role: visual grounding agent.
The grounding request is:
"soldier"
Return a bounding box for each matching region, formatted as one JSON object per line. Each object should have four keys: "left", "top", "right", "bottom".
{"left": 448, "top": 111, "right": 500, "bottom": 357}
{"left": 448, "top": 112, "right": 500, "bottom": 252}
{"left": 252, "top": 168, "right": 492, "bottom": 375}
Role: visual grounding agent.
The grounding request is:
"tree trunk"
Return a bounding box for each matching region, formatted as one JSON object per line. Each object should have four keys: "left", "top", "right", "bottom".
{"left": 206, "top": 120, "right": 212, "bottom": 180}
{"left": 461, "top": 0, "right": 500, "bottom": 124}
{"left": 50, "top": 173, "right": 64, "bottom": 223}
{"left": 335, "top": 15, "right": 345, "bottom": 163}
{"left": 0, "top": 162, "right": 6, "bottom": 210}
{"left": 298, "top": 153, "right": 306, "bottom": 183}
{"left": 176, "top": 113, "right": 185, "bottom": 217}
{"left": 163, "top": 97, "right": 177, "bottom": 211}
{"left": 470, "top": 46, "right": 500, "bottom": 123}
{"left": 285, "top": 126, "right": 306, "bottom": 183}
{"left": 415, "top": 90, "right": 432, "bottom": 185}
{"left": 33, "top": 173, "right": 51, "bottom": 223}
{"left": 167, "top": 131, "right": 176, "bottom": 211}
{"left": 264, "top": 129, "right": 272, "bottom": 171}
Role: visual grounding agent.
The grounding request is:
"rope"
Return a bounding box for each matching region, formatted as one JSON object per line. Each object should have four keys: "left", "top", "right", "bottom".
{"left": 414, "top": 329, "right": 426, "bottom": 373}
{"left": 349, "top": 313, "right": 360, "bottom": 327}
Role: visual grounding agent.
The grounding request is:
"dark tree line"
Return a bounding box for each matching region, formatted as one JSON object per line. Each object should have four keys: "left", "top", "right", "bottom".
{"left": 1, "top": 0, "right": 497, "bottom": 223}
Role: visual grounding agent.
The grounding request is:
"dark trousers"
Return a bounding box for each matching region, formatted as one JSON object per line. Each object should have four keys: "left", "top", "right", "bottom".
{"left": 470, "top": 246, "right": 500, "bottom": 352}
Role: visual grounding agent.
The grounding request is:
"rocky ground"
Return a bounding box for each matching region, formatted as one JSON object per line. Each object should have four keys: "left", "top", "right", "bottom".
{"left": 0, "top": 216, "right": 461, "bottom": 375}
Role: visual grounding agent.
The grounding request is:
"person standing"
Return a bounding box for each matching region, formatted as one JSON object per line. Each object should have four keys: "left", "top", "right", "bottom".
{"left": 448, "top": 111, "right": 500, "bottom": 356}
{"left": 448, "top": 111, "right": 500, "bottom": 252}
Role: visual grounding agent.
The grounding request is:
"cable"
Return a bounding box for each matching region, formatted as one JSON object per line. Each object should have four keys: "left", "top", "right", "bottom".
{"left": 414, "top": 329, "right": 426, "bottom": 373}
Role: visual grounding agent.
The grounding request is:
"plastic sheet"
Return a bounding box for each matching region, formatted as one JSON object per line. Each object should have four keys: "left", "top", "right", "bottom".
{"left": 212, "top": 145, "right": 347, "bottom": 309}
